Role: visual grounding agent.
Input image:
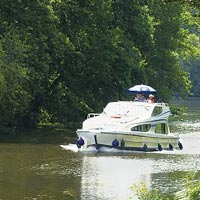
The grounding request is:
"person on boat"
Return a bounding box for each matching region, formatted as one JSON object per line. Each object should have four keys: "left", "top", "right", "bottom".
{"left": 147, "top": 94, "right": 156, "bottom": 103}
{"left": 134, "top": 92, "right": 146, "bottom": 102}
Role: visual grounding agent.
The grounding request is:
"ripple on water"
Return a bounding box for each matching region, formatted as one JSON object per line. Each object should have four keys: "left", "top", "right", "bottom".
{"left": 31, "top": 159, "right": 82, "bottom": 177}
{"left": 172, "top": 119, "right": 200, "bottom": 133}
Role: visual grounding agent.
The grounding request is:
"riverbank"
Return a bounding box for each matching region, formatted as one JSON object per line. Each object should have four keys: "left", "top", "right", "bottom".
{"left": 0, "top": 123, "right": 77, "bottom": 144}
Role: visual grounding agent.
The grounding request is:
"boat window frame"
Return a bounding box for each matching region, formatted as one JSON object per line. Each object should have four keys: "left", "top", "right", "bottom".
{"left": 151, "top": 106, "right": 163, "bottom": 116}
{"left": 131, "top": 124, "right": 151, "bottom": 132}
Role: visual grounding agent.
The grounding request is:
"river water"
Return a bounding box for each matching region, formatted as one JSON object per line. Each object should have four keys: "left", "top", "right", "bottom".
{"left": 0, "top": 98, "right": 200, "bottom": 200}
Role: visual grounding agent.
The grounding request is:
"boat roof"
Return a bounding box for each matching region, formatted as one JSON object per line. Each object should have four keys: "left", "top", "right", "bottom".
{"left": 103, "top": 101, "right": 155, "bottom": 118}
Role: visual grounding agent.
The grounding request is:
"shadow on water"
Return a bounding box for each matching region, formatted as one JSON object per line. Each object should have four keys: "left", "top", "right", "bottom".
{"left": 0, "top": 125, "right": 77, "bottom": 144}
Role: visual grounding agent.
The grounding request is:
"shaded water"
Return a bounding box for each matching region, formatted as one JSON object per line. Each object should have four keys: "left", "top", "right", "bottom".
{"left": 0, "top": 97, "right": 200, "bottom": 200}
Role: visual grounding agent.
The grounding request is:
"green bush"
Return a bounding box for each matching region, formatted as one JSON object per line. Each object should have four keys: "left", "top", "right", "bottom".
{"left": 131, "top": 172, "right": 200, "bottom": 200}
{"left": 170, "top": 105, "right": 187, "bottom": 115}
{"left": 130, "top": 182, "right": 169, "bottom": 200}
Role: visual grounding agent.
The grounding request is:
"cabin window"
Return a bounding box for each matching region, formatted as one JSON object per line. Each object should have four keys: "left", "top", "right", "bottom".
{"left": 131, "top": 124, "right": 151, "bottom": 132}
{"left": 151, "top": 106, "right": 162, "bottom": 116}
{"left": 155, "top": 123, "right": 169, "bottom": 134}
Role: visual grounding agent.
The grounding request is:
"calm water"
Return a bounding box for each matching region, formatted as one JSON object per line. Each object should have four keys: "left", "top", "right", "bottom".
{"left": 0, "top": 98, "right": 200, "bottom": 200}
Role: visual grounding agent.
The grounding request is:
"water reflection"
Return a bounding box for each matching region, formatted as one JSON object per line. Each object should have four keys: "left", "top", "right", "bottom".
{"left": 80, "top": 155, "right": 152, "bottom": 200}
{"left": 77, "top": 130, "right": 200, "bottom": 200}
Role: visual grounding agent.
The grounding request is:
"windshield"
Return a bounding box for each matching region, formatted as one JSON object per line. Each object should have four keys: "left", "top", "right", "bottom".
{"left": 103, "top": 102, "right": 153, "bottom": 118}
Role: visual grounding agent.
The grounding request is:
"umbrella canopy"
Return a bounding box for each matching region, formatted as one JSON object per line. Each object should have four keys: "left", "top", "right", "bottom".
{"left": 128, "top": 84, "right": 157, "bottom": 94}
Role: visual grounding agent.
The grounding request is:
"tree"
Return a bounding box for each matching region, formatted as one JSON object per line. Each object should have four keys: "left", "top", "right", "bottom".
{"left": 0, "top": 26, "right": 31, "bottom": 127}
{"left": 0, "top": 0, "right": 199, "bottom": 129}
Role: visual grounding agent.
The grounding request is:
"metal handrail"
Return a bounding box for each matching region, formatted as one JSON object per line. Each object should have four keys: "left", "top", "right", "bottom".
{"left": 87, "top": 113, "right": 100, "bottom": 119}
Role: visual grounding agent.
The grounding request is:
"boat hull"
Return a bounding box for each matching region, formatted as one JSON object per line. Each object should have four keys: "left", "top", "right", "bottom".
{"left": 76, "top": 130, "right": 182, "bottom": 151}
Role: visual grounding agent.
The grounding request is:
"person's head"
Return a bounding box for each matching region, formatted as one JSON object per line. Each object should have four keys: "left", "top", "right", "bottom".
{"left": 137, "top": 92, "right": 143, "bottom": 96}
{"left": 149, "top": 94, "right": 154, "bottom": 98}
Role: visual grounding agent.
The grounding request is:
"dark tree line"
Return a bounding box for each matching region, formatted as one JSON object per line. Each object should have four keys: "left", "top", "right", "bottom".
{"left": 0, "top": 0, "right": 199, "bottom": 129}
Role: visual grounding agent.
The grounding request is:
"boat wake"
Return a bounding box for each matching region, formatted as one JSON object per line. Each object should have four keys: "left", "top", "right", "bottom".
{"left": 60, "top": 144, "right": 103, "bottom": 153}
{"left": 60, "top": 144, "right": 79, "bottom": 152}
{"left": 60, "top": 144, "right": 153, "bottom": 154}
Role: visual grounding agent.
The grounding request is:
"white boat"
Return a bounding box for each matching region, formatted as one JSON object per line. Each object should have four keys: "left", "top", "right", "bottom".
{"left": 76, "top": 101, "right": 183, "bottom": 151}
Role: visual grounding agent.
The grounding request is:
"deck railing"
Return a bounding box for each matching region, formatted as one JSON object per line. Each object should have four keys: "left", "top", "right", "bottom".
{"left": 87, "top": 113, "right": 100, "bottom": 119}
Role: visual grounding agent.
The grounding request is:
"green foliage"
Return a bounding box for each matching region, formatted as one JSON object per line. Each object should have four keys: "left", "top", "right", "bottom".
{"left": 170, "top": 105, "right": 187, "bottom": 115}
{"left": 0, "top": 26, "right": 31, "bottom": 127}
{"left": 164, "top": 0, "right": 200, "bottom": 98}
{"left": 0, "top": 0, "right": 199, "bottom": 130}
{"left": 146, "top": 1, "right": 194, "bottom": 100}
{"left": 130, "top": 182, "right": 169, "bottom": 200}
{"left": 175, "top": 171, "right": 200, "bottom": 200}
{"left": 164, "top": 0, "right": 200, "bottom": 8}
{"left": 131, "top": 172, "right": 200, "bottom": 200}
